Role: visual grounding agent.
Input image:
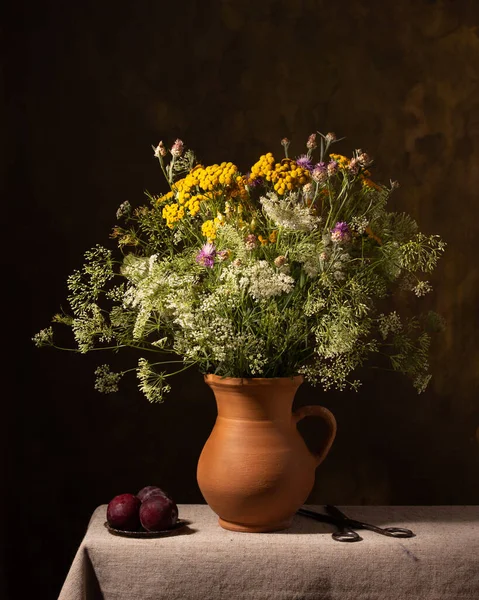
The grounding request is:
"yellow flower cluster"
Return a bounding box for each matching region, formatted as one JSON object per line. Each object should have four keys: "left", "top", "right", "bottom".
{"left": 257, "top": 230, "right": 278, "bottom": 246}
{"left": 174, "top": 162, "right": 238, "bottom": 201}
{"left": 329, "top": 154, "right": 350, "bottom": 169}
{"left": 196, "top": 162, "right": 238, "bottom": 190}
{"left": 250, "top": 154, "right": 310, "bottom": 195}
{"left": 156, "top": 191, "right": 175, "bottom": 204}
{"left": 162, "top": 162, "right": 242, "bottom": 228}
{"left": 201, "top": 219, "right": 217, "bottom": 240}
{"left": 230, "top": 176, "right": 249, "bottom": 201}
{"left": 162, "top": 203, "right": 185, "bottom": 228}
{"left": 250, "top": 152, "right": 276, "bottom": 178}
{"left": 361, "top": 177, "right": 381, "bottom": 191}
{"left": 201, "top": 213, "right": 226, "bottom": 240}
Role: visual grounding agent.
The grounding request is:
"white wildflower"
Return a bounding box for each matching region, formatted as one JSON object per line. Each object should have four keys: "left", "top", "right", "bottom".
{"left": 137, "top": 358, "right": 171, "bottom": 403}
{"left": 350, "top": 215, "right": 369, "bottom": 235}
{"left": 32, "top": 327, "right": 53, "bottom": 347}
{"left": 378, "top": 312, "right": 403, "bottom": 340}
{"left": 228, "top": 261, "right": 295, "bottom": 300}
{"left": 71, "top": 304, "right": 112, "bottom": 353}
{"left": 260, "top": 191, "right": 320, "bottom": 231}
{"left": 413, "top": 281, "right": 433, "bottom": 297}
{"left": 94, "top": 365, "right": 123, "bottom": 394}
{"left": 116, "top": 201, "right": 131, "bottom": 220}
{"left": 413, "top": 373, "right": 432, "bottom": 394}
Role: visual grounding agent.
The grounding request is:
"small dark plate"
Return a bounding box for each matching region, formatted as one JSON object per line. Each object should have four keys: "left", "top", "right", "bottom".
{"left": 104, "top": 519, "right": 187, "bottom": 538}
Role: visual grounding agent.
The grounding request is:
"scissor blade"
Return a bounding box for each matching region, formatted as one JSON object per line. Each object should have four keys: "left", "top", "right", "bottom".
{"left": 296, "top": 507, "right": 342, "bottom": 525}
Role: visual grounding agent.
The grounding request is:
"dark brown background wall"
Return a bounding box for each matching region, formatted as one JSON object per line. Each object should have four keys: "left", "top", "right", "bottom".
{"left": 4, "top": 0, "right": 479, "bottom": 598}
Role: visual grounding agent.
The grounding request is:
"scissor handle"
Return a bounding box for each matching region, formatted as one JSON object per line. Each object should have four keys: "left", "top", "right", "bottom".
{"left": 379, "top": 526, "right": 415, "bottom": 538}
{"left": 324, "top": 506, "right": 416, "bottom": 539}
{"left": 347, "top": 520, "right": 416, "bottom": 538}
{"left": 332, "top": 529, "right": 363, "bottom": 543}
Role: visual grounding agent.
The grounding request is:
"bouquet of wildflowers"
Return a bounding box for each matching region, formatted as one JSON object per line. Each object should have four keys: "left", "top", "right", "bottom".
{"left": 34, "top": 132, "right": 446, "bottom": 402}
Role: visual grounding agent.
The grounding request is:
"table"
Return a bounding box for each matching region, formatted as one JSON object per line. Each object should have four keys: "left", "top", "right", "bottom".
{"left": 58, "top": 504, "right": 479, "bottom": 600}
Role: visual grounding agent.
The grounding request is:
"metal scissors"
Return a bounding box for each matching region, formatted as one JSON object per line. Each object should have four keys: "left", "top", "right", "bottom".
{"left": 296, "top": 505, "right": 416, "bottom": 542}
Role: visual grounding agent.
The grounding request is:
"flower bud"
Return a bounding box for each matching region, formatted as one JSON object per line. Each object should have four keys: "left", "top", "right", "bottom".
{"left": 325, "top": 132, "right": 336, "bottom": 143}
{"left": 170, "top": 139, "right": 184, "bottom": 157}
{"left": 327, "top": 160, "right": 339, "bottom": 176}
{"left": 245, "top": 234, "right": 257, "bottom": 250}
{"left": 312, "top": 162, "right": 328, "bottom": 183}
{"left": 357, "top": 151, "right": 372, "bottom": 167}
{"left": 348, "top": 158, "right": 360, "bottom": 175}
{"left": 153, "top": 141, "right": 167, "bottom": 158}
{"left": 306, "top": 133, "right": 317, "bottom": 150}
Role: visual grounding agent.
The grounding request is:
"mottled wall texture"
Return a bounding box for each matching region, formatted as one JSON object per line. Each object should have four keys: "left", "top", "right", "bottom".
{"left": 4, "top": 0, "right": 479, "bottom": 598}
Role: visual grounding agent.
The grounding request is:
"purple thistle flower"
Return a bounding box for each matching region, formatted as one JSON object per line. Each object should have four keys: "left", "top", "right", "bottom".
{"left": 331, "top": 221, "right": 352, "bottom": 243}
{"left": 196, "top": 242, "right": 216, "bottom": 268}
{"left": 295, "top": 154, "right": 314, "bottom": 172}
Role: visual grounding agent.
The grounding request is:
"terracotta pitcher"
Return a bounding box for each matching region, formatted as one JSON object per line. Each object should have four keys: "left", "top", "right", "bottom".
{"left": 197, "top": 374, "right": 337, "bottom": 532}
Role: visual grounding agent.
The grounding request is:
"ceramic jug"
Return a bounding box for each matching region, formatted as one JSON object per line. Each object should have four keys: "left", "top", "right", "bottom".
{"left": 197, "top": 374, "right": 337, "bottom": 532}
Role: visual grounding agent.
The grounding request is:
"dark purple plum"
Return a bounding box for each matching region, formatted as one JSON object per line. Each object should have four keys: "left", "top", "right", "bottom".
{"left": 136, "top": 485, "right": 169, "bottom": 503}
{"left": 107, "top": 493, "right": 141, "bottom": 531}
{"left": 139, "top": 495, "right": 179, "bottom": 531}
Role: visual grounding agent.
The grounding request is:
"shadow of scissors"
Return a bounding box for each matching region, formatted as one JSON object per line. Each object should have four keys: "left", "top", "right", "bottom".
{"left": 297, "top": 505, "right": 416, "bottom": 543}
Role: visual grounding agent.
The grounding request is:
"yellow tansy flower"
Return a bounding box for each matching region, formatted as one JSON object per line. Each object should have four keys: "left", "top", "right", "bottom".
{"left": 251, "top": 155, "right": 310, "bottom": 195}
{"left": 329, "top": 153, "right": 350, "bottom": 170}
{"left": 202, "top": 219, "right": 218, "bottom": 240}
{"left": 258, "top": 235, "right": 268, "bottom": 246}
{"left": 162, "top": 203, "right": 185, "bottom": 228}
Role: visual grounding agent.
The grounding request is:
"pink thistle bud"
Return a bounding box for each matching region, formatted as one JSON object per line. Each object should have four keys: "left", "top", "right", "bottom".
{"left": 281, "top": 137, "right": 290, "bottom": 147}
{"left": 348, "top": 158, "right": 360, "bottom": 175}
{"left": 357, "top": 151, "right": 372, "bottom": 167}
{"left": 217, "top": 249, "right": 231, "bottom": 262}
{"left": 312, "top": 162, "right": 328, "bottom": 183}
{"left": 307, "top": 133, "right": 317, "bottom": 150}
{"left": 325, "top": 132, "right": 336, "bottom": 143}
{"left": 302, "top": 182, "right": 314, "bottom": 201}
{"left": 170, "top": 139, "right": 184, "bottom": 157}
{"left": 245, "top": 234, "right": 258, "bottom": 250}
{"left": 153, "top": 141, "right": 167, "bottom": 158}
{"left": 327, "top": 160, "right": 339, "bottom": 176}
{"left": 331, "top": 221, "right": 351, "bottom": 244}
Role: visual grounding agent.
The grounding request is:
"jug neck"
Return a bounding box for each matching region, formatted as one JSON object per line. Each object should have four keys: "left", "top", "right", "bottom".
{"left": 204, "top": 374, "right": 304, "bottom": 422}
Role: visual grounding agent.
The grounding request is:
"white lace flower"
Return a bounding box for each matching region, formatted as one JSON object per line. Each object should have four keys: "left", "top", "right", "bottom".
{"left": 224, "top": 261, "right": 295, "bottom": 300}
{"left": 260, "top": 191, "right": 320, "bottom": 231}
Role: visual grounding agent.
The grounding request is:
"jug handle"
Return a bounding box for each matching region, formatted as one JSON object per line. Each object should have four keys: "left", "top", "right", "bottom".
{"left": 293, "top": 405, "right": 337, "bottom": 467}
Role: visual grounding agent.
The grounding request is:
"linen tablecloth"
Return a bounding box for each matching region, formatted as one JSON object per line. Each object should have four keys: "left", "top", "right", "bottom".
{"left": 58, "top": 504, "right": 479, "bottom": 600}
